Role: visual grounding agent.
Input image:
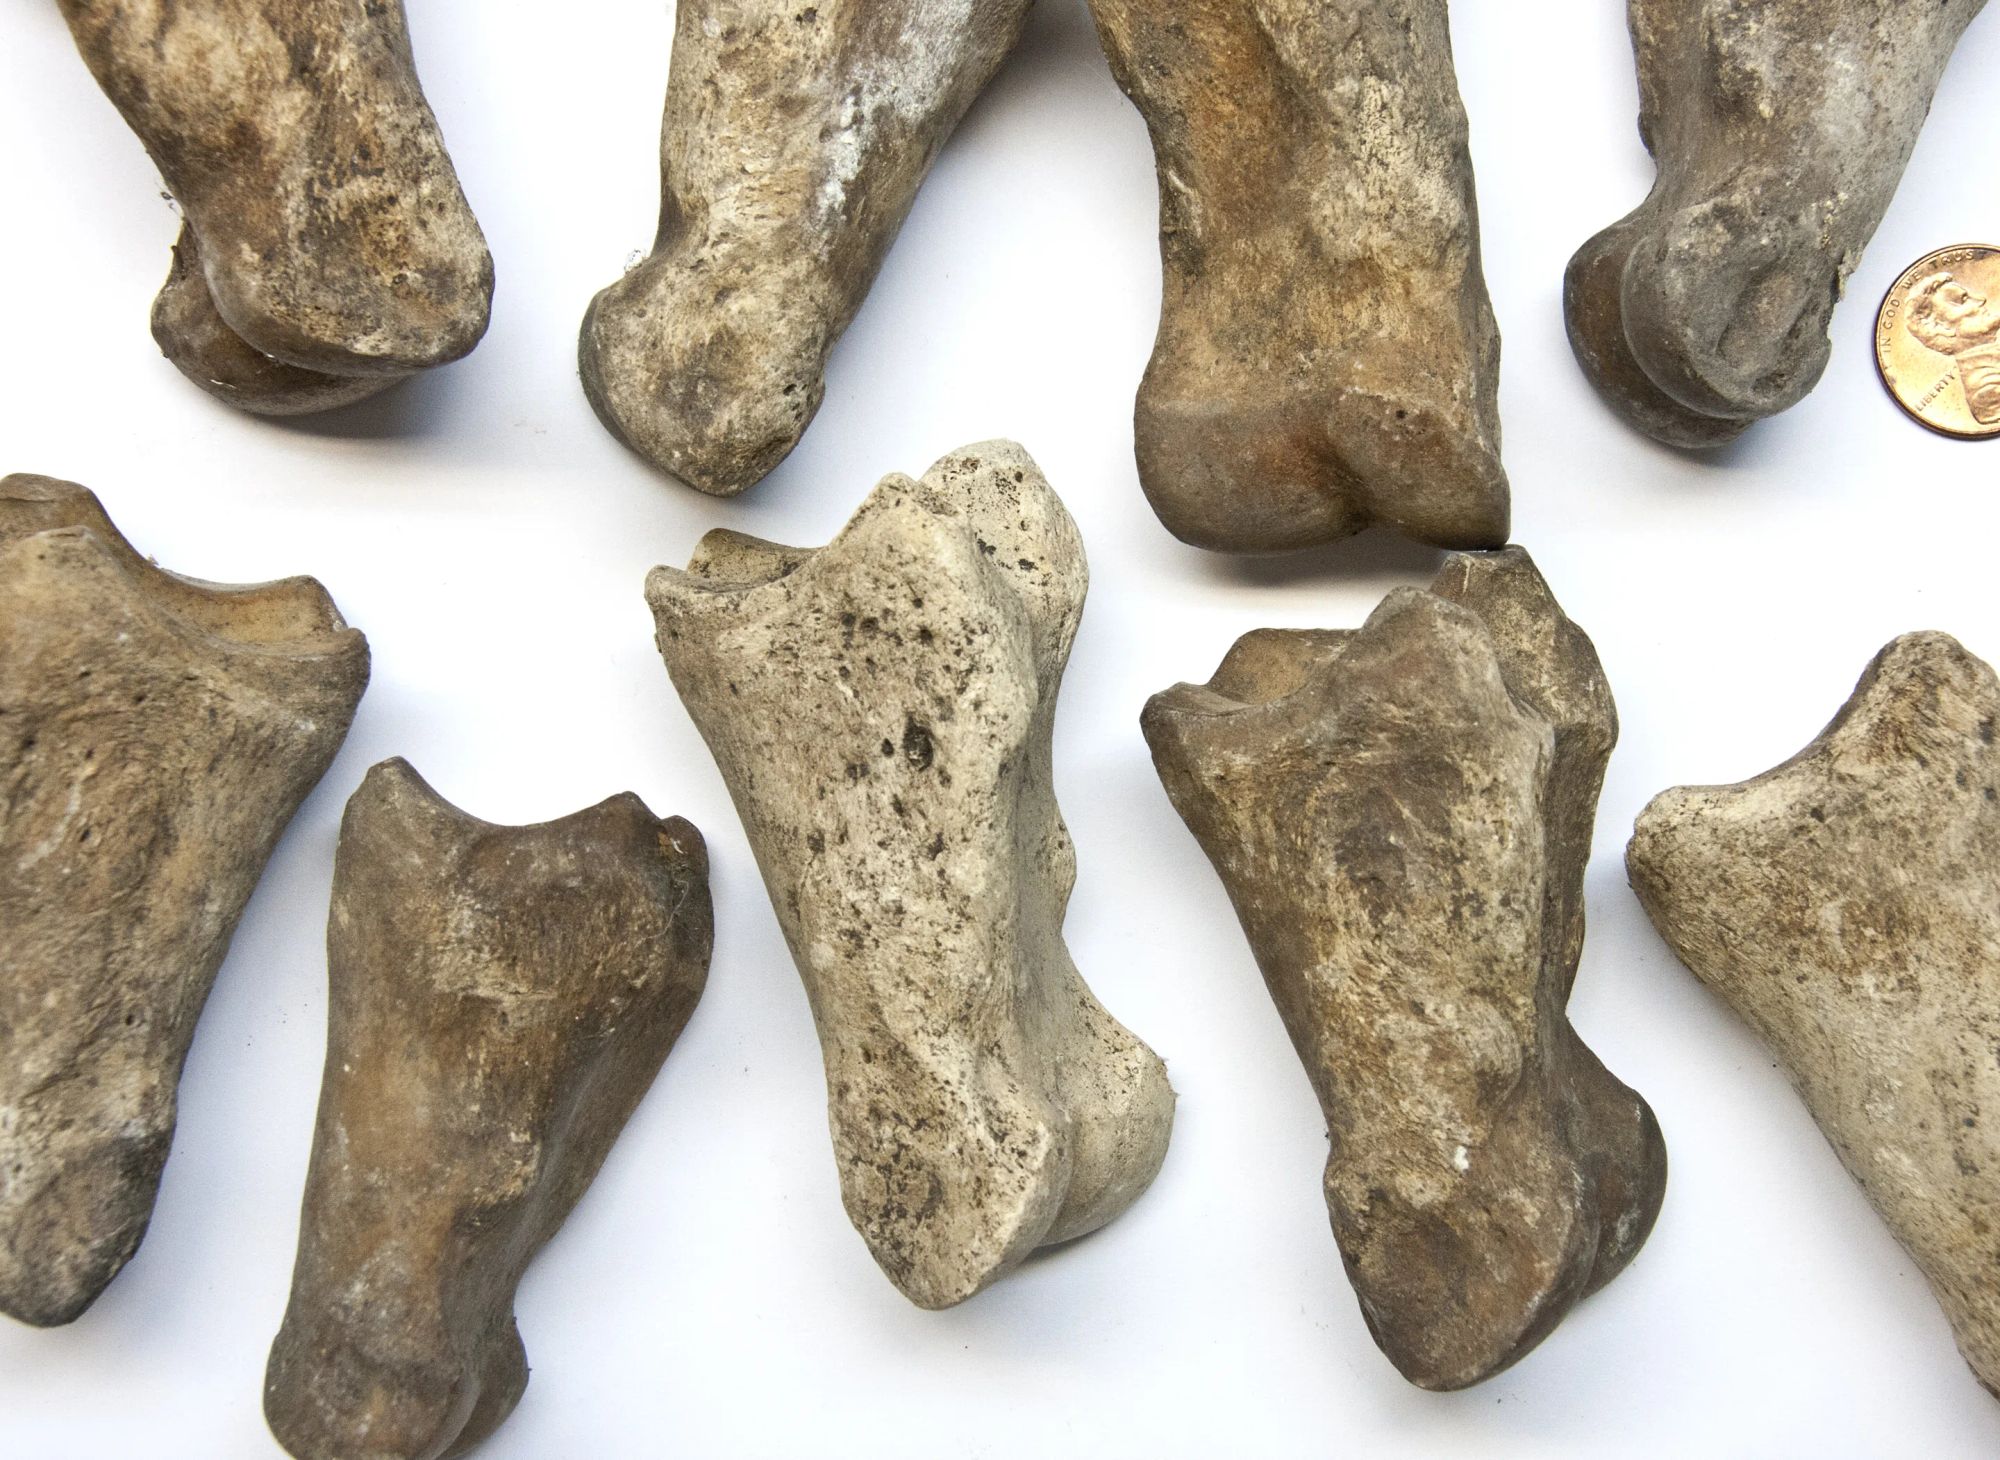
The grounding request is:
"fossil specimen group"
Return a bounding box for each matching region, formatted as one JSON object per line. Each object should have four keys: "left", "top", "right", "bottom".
{"left": 9, "top": 0, "right": 2000, "bottom": 1452}
{"left": 58, "top": 0, "right": 1989, "bottom": 509}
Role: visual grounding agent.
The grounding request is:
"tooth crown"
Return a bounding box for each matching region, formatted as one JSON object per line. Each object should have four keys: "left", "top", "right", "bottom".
{"left": 649, "top": 441, "right": 1174, "bottom": 1308}
{"left": 1143, "top": 549, "right": 1664, "bottom": 1390}
{"left": 0, "top": 474, "right": 368, "bottom": 1328}
{"left": 264, "top": 759, "right": 712, "bottom": 1460}
{"left": 1629, "top": 631, "right": 2000, "bottom": 1399}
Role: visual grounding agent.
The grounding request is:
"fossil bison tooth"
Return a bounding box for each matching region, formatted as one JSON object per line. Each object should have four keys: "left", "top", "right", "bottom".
{"left": 1142, "top": 548, "right": 1665, "bottom": 1389}
{"left": 1565, "top": 0, "right": 1990, "bottom": 447}
{"left": 0, "top": 473, "right": 368, "bottom": 1328}
{"left": 1087, "top": 0, "right": 1509, "bottom": 553}
{"left": 263, "top": 760, "right": 712, "bottom": 1460}
{"left": 647, "top": 441, "right": 1175, "bottom": 1307}
{"left": 59, "top": 0, "right": 492, "bottom": 406}
{"left": 578, "top": 1, "right": 1034, "bottom": 496}
{"left": 1629, "top": 632, "right": 2000, "bottom": 1399}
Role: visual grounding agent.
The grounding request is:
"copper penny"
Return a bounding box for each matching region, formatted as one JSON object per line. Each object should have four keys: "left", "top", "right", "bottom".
{"left": 1876, "top": 243, "right": 2000, "bottom": 440}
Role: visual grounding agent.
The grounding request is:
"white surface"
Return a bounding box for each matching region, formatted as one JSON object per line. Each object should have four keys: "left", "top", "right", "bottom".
{"left": 3, "top": 2, "right": 1999, "bottom": 1455}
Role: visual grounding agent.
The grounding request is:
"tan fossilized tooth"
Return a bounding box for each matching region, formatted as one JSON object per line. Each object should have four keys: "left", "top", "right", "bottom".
{"left": 1142, "top": 548, "right": 1665, "bottom": 1390}
{"left": 647, "top": 441, "right": 1175, "bottom": 1307}
{"left": 0, "top": 473, "right": 368, "bottom": 1328}
{"left": 1629, "top": 633, "right": 2000, "bottom": 1400}
{"left": 1087, "top": 0, "right": 1508, "bottom": 553}
{"left": 59, "top": 0, "right": 492, "bottom": 411}
{"left": 578, "top": 1, "right": 1034, "bottom": 496}
{"left": 264, "top": 759, "right": 712, "bottom": 1460}
{"left": 1566, "top": 0, "right": 1990, "bottom": 447}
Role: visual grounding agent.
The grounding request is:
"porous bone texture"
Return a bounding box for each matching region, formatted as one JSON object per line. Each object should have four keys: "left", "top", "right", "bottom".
{"left": 648, "top": 440, "right": 1175, "bottom": 1308}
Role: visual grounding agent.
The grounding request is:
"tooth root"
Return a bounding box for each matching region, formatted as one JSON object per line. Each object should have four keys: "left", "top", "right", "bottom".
{"left": 59, "top": 0, "right": 492, "bottom": 395}
{"left": 1143, "top": 548, "right": 1664, "bottom": 1390}
{"left": 1565, "top": 0, "right": 1989, "bottom": 443}
{"left": 0, "top": 473, "right": 369, "bottom": 1328}
{"left": 263, "top": 760, "right": 713, "bottom": 1460}
{"left": 1629, "top": 632, "right": 2000, "bottom": 1400}
{"left": 579, "top": 1, "right": 1035, "bottom": 497}
{"left": 1087, "top": 0, "right": 1509, "bottom": 553}
{"left": 648, "top": 441, "right": 1175, "bottom": 1308}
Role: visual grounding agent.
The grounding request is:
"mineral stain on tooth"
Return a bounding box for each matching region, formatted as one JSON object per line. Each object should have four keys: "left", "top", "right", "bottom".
{"left": 1630, "top": 632, "right": 2000, "bottom": 1400}
{"left": 579, "top": 1, "right": 1035, "bottom": 497}
{"left": 1565, "top": 0, "right": 1990, "bottom": 446}
{"left": 264, "top": 760, "right": 713, "bottom": 1460}
{"left": 0, "top": 473, "right": 369, "bottom": 1328}
{"left": 647, "top": 441, "right": 1175, "bottom": 1308}
{"left": 1143, "top": 549, "right": 1665, "bottom": 1390}
{"left": 1087, "top": 0, "right": 1510, "bottom": 553}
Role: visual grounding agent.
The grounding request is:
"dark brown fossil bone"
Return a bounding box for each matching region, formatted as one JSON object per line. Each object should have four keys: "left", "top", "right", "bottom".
{"left": 59, "top": 0, "right": 493, "bottom": 414}
{"left": 1087, "top": 0, "right": 1509, "bottom": 553}
{"left": 578, "top": 0, "right": 1035, "bottom": 495}
{"left": 1566, "top": 0, "right": 1990, "bottom": 446}
{"left": 1143, "top": 548, "right": 1665, "bottom": 1389}
{"left": 263, "top": 760, "right": 712, "bottom": 1460}
{"left": 0, "top": 472, "right": 368, "bottom": 1328}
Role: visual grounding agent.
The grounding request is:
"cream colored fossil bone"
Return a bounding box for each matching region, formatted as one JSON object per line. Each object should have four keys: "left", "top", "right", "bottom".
{"left": 1566, "top": 0, "right": 1990, "bottom": 446}
{"left": 1087, "top": 0, "right": 1509, "bottom": 552}
{"left": 1630, "top": 632, "right": 2000, "bottom": 1399}
{"left": 264, "top": 760, "right": 712, "bottom": 1460}
{"left": 579, "top": 1, "right": 1034, "bottom": 495}
{"left": 0, "top": 473, "right": 368, "bottom": 1327}
{"left": 59, "top": 0, "right": 492, "bottom": 414}
{"left": 1143, "top": 549, "right": 1665, "bottom": 1389}
{"left": 647, "top": 441, "right": 1175, "bottom": 1307}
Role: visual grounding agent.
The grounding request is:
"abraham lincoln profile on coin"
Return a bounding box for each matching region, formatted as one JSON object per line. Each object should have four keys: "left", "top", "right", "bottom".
{"left": 1906, "top": 271, "right": 2000, "bottom": 425}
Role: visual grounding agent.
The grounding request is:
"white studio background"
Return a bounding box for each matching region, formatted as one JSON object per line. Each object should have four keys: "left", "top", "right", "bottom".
{"left": 3, "top": 3, "right": 1999, "bottom": 1457}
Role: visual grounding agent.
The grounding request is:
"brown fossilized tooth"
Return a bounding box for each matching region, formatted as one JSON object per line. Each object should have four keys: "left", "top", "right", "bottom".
{"left": 578, "top": 1, "right": 1034, "bottom": 496}
{"left": 264, "top": 759, "right": 712, "bottom": 1460}
{"left": 1630, "top": 633, "right": 2000, "bottom": 1400}
{"left": 0, "top": 473, "right": 368, "bottom": 1328}
{"left": 1142, "top": 548, "right": 1665, "bottom": 1390}
{"left": 1088, "top": 0, "right": 1509, "bottom": 553}
{"left": 59, "top": 0, "right": 492, "bottom": 410}
{"left": 647, "top": 441, "right": 1175, "bottom": 1307}
{"left": 1565, "top": 0, "right": 1990, "bottom": 447}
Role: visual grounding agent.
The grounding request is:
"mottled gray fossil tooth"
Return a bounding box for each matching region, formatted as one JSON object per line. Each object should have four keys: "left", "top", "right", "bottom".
{"left": 1565, "top": 0, "right": 1990, "bottom": 447}
{"left": 59, "top": 0, "right": 492, "bottom": 411}
{"left": 579, "top": 1, "right": 1034, "bottom": 496}
{"left": 264, "top": 760, "right": 712, "bottom": 1460}
{"left": 1087, "top": 0, "right": 1509, "bottom": 553}
{"left": 0, "top": 473, "right": 368, "bottom": 1328}
{"left": 647, "top": 441, "right": 1175, "bottom": 1307}
{"left": 1142, "top": 548, "right": 1665, "bottom": 1390}
{"left": 1629, "top": 632, "right": 2000, "bottom": 1400}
